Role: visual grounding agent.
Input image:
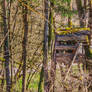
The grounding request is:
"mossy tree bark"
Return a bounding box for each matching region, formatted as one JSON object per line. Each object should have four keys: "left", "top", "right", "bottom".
{"left": 43, "top": 0, "right": 49, "bottom": 92}
{"left": 49, "top": 1, "right": 56, "bottom": 92}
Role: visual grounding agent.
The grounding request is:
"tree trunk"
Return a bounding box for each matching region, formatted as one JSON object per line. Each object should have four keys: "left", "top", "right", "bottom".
{"left": 84, "top": 0, "right": 89, "bottom": 27}
{"left": 43, "top": 0, "right": 49, "bottom": 92}
{"left": 38, "top": 66, "right": 44, "bottom": 92}
{"left": 76, "top": 0, "right": 85, "bottom": 27}
{"left": 7, "top": 0, "right": 13, "bottom": 89}
{"left": 87, "top": 0, "right": 92, "bottom": 91}
{"left": 88, "top": 0, "right": 92, "bottom": 53}
{"left": 50, "top": 59, "right": 56, "bottom": 92}
{"left": 68, "top": 1, "right": 72, "bottom": 28}
{"left": 49, "top": 1, "right": 56, "bottom": 92}
{"left": 22, "top": 2, "right": 28, "bottom": 92}
{"left": 2, "top": 0, "right": 11, "bottom": 92}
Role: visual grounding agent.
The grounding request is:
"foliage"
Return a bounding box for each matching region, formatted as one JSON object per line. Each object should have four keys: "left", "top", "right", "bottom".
{"left": 53, "top": 0, "right": 77, "bottom": 17}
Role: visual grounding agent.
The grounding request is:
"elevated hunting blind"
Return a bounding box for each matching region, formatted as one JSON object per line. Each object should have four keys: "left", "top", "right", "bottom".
{"left": 54, "top": 28, "right": 90, "bottom": 65}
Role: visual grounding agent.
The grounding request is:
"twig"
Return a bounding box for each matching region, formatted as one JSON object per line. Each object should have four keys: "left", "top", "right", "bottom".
{"left": 64, "top": 43, "right": 81, "bottom": 81}
{"left": 0, "top": 32, "right": 9, "bottom": 48}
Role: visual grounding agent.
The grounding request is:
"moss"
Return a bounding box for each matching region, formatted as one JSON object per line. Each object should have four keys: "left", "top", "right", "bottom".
{"left": 84, "top": 45, "right": 92, "bottom": 58}
{"left": 0, "top": 57, "right": 5, "bottom": 62}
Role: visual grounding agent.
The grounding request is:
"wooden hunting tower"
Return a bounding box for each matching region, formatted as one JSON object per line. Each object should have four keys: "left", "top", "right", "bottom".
{"left": 54, "top": 30, "right": 90, "bottom": 65}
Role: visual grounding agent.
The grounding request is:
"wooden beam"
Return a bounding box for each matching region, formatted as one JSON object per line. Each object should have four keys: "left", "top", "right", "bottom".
{"left": 56, "top": 35, "right": 88, "bottom": 42}
{"left": 56, "top": 53, "right": 73, "bottom": 57}
{"left": 55, "top": 45, "right": 77, "bottom": 50}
